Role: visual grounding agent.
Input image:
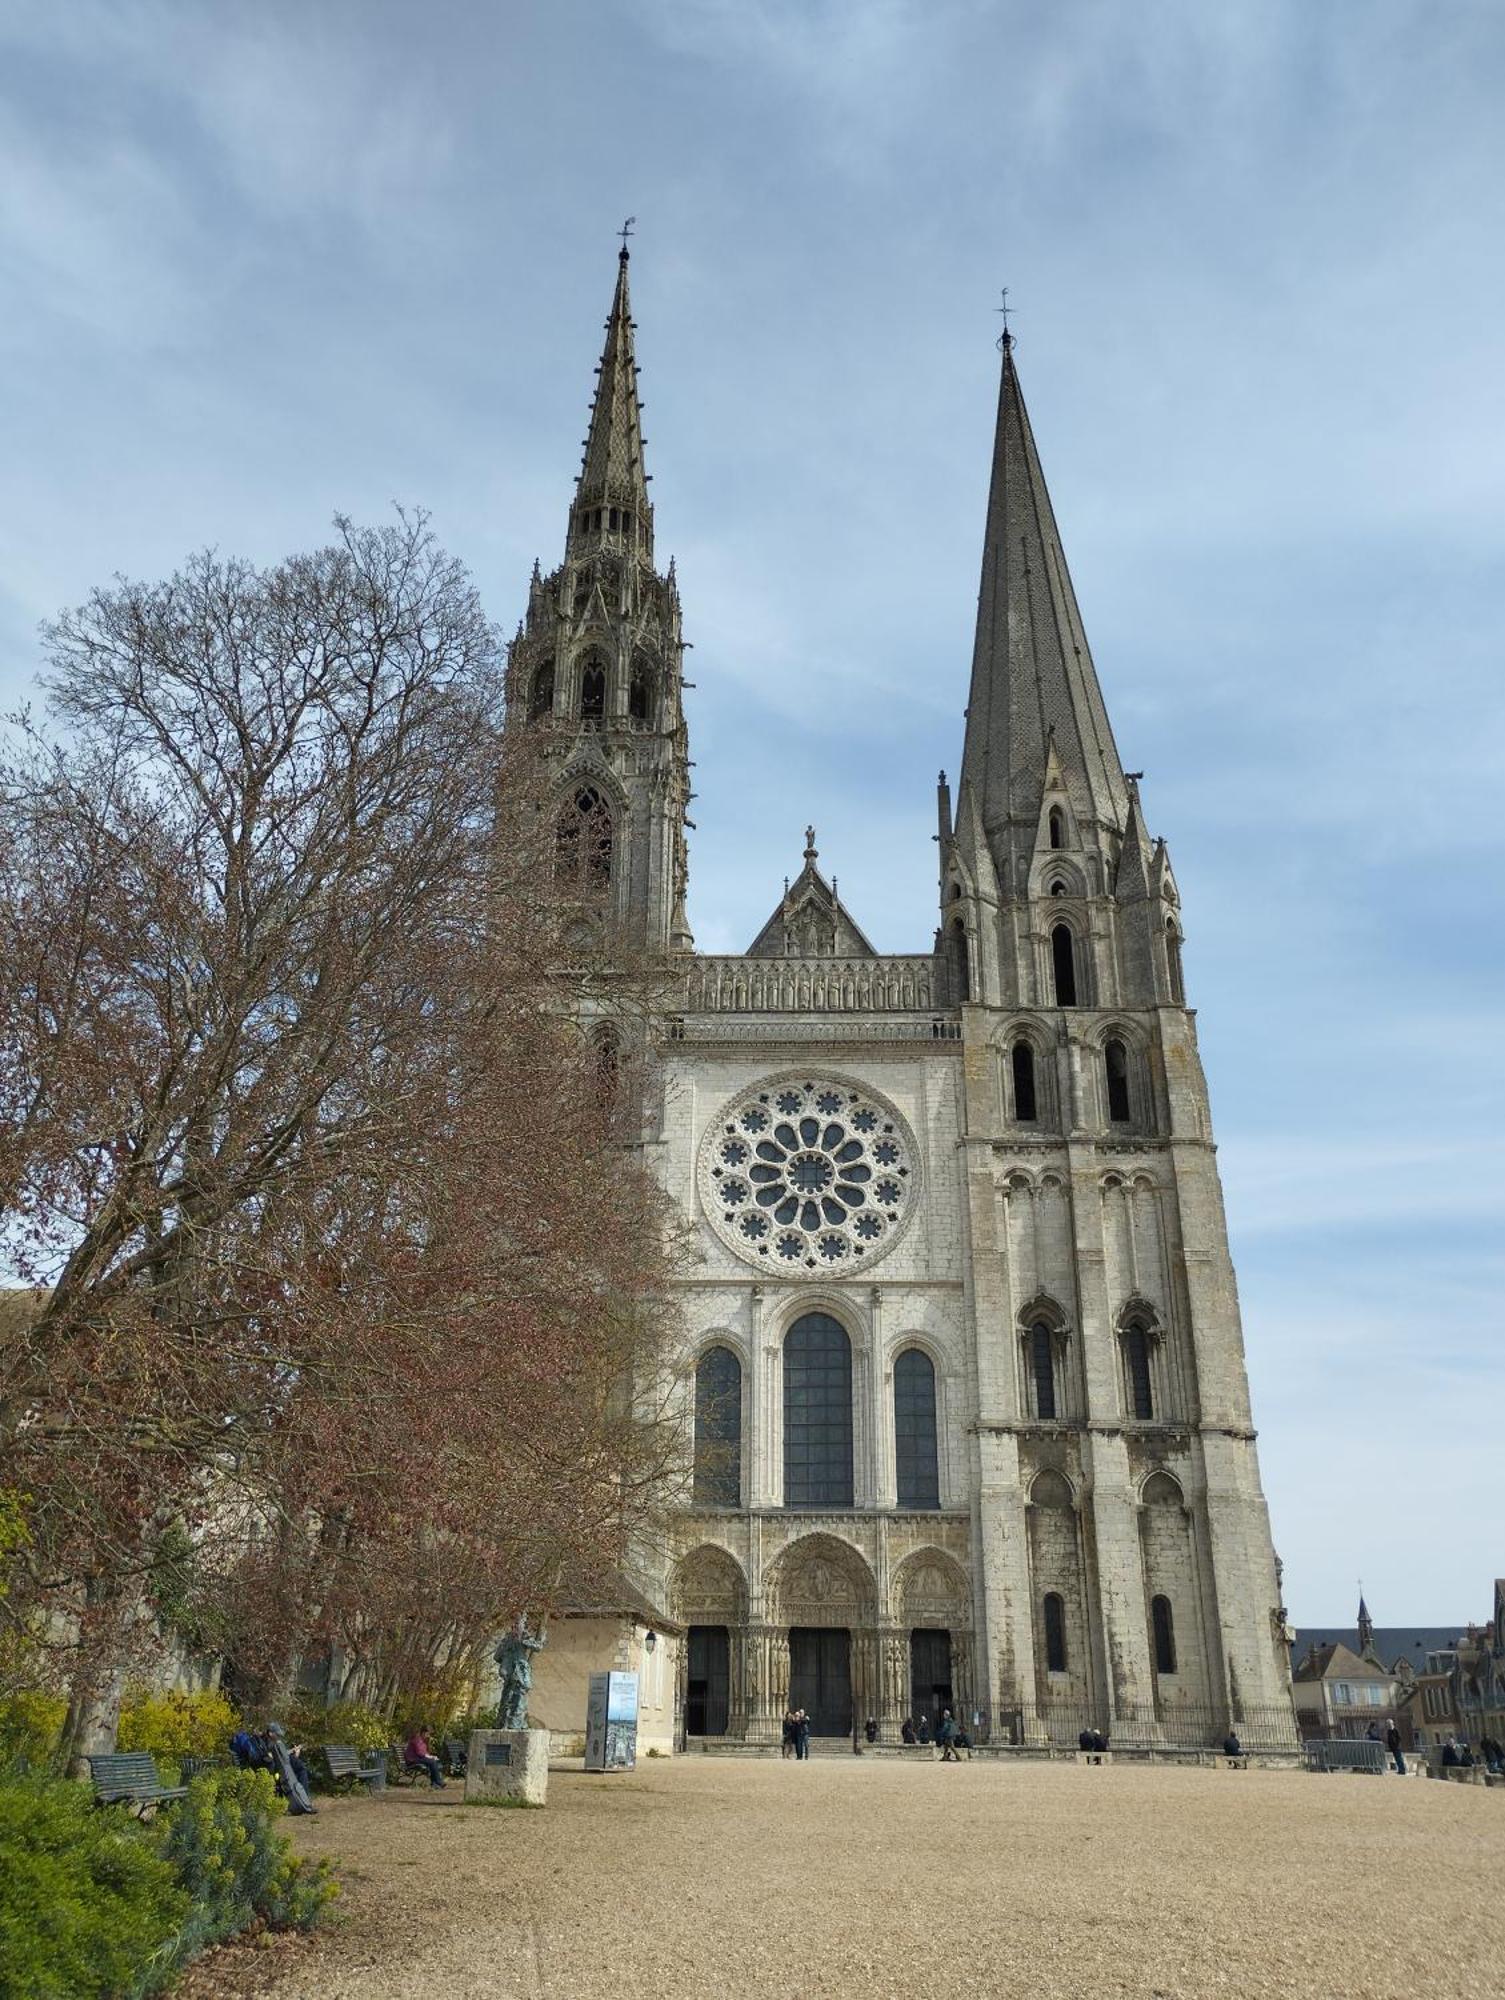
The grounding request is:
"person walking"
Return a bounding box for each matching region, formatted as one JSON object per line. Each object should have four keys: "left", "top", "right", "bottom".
{"left": 937, "top": 1709, "right": 959, "bottom": 1763}
{"left": 1384, "top": 1719, "right": 1406, "bottom": 1775}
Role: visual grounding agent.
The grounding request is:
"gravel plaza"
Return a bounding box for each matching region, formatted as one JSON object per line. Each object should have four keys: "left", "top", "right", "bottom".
{"left": 181, "top": 1755, "right": 1505, "bottom": 2000}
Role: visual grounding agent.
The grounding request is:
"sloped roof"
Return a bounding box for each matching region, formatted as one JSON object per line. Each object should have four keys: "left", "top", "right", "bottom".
{"left": 745, "top": 829, "right": 877, "bottom": 958}
{"left": 1292, "top": 1626, "right": 1466, "bottom": 1673}
{"left": 1292, "top": 1640, "right": 1390, "bottom": 1684}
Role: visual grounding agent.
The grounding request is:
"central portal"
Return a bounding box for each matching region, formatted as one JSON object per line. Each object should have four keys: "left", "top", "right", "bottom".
{"left": 788, "top": 1627, "right": 853, "bottom": 1737}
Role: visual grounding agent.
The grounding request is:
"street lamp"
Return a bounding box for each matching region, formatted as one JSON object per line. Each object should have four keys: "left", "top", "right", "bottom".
{"left": 644, "top": 1628, "right": 658, "bottom": 1655}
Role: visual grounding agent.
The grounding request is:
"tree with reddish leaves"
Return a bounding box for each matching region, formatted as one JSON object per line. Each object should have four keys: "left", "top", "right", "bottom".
{"left": 0, "top": 513, "right": 683, "bottom": 1761}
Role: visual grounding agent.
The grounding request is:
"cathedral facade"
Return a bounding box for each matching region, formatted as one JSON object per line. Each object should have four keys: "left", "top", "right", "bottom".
{"left": 510, "top": 248, "right": 1298, "bottom": 1750}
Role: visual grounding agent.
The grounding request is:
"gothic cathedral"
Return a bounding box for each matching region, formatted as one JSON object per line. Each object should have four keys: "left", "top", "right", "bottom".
{"left": 510, "top": 247, "right": 1297, "bottom": 1750}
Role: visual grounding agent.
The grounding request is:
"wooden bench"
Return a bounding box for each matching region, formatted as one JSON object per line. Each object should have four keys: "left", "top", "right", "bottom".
{"left": 87, "top": 1752, "right": 187, "bottom": 1816}
{"left": 325, "top": 1744, "right": 386, "bottom": 1794}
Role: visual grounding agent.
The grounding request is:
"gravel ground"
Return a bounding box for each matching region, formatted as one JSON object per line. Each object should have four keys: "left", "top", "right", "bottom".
{"left": 178, "top": 1757, "right": 1505, "bottom": 2000}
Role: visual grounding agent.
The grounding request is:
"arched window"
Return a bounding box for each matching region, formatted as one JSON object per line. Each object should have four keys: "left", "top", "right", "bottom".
{"left": 1029, "top": 1320, "right": 1057, "bottom": 1421}
{"left": 950, "top": 918, "right": 970, "bottom": 1003}
{"left": 1125, "top": 1323, "right": 1154, "bottom": 1420}
{"left": 693, "top": 1346, "right": 742, "bottom": 1507}
{"left": 1151, "top": 1594, "right": 1177, "bottom": 1675}
{"left": 1050, "top": 881, "right": 1066, "bottom": 896}
{"left": 1011, "top": 1041, "right": 1037, "bottom": 1122}
{"left": 1043, "top": 1592, "right": 1067, "bottom": 1672}
{"left": 590, "top": 1024, "right": 619, "bottom": 1113}
{"left": 893, "top": 1349, "right": 940, "bottom": 1509}
{"left": 1166, "top": 921, "right": 1186, "bottom": 1006}
{"left": 579, "top": 661, "right": 606, "bottom": 719}
{"left": 784, "top": 1313, "right": 853, "bottom": 1508}
{"left": 529, "top": 660, "right": 555, "bottom": 722}
{"left": 628, "top": 661, "right": 654, "bottom": 722}
{"left": 1050, "top": 924, "right": 1077, "bottom": 1006}
{"left": 1105, "top": 1038, "right": 1131, "bottom": 1123}
{"left": 1049, "top": 806, "right": 1065, "bottom": 850}
{"left": 555, "top": 787, "right": 613, "bottom": 898}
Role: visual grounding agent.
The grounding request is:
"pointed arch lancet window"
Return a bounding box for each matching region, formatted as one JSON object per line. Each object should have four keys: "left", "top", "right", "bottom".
{"left": 1166, "top": 921, "right": 1186, "bottom": 1006}
{"left": 894, "top": 1349, "right": 940, "bottom": 1509}
{"left": 784, "top": 1313, "right": 853, "bottom": 1508}
{"left": 693, "top": 1346, "right": 742, "bottom": 1508}
{"left": 590, "top": 1024, "right": 619, "bottom": 1114}
{"left": 1050, "top": 924, "right": 1077, "bottom": 1006}
{"left": 950, "top": 918, "right": 970, "bottom": 1003}
{"left": 529, "top": 660, "right": 555, "bottom": 722}
{"left": 1152, "top": 1594, "right": 1177, "bottom": 1675}
{"left": 580, "top": 661, "right": 606, "bottom": 720}
{"left": 555, "top": 787, "right": 613, "bottom": 899}
{"left": 1105, "top": 1038, "right": 1131, "bottom": 1123}
{"left": 1043, "top": 1591, "right": 1067, "bottom": 1673}
{"left": 628, "top": 661, "right": 654, "bottom": 722}
{"left": 1125, "top": 1323, "right": 1154, "bottom": 1420}
{"left": 1049, "top": 806, "right": 1065, "bottom": 850}
{"left": 1030, "top": 1320, "right": 1057, "bottom": 1421}
{"left": 1011, "top": 1041, "right": 1037, "bottom": 1123}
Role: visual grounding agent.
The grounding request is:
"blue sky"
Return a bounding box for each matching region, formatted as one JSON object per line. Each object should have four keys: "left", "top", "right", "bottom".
{"left": 2, "top": 0, "right": 1500, "bottom": 1622}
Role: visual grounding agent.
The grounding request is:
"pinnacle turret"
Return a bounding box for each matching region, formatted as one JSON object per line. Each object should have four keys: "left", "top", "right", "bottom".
{"left": 958, "top": 332, "right": 1128, "bottom": 850}
{"left": 569, "top": 247, "right": 653, "bottom": 560}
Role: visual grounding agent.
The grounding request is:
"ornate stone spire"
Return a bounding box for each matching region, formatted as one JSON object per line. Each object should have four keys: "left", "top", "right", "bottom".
{"left": 569, "top": 245, "right": 653, "bottom": 559}
{"left": 958, "top": 331, "right": 1129, "bottom": 846}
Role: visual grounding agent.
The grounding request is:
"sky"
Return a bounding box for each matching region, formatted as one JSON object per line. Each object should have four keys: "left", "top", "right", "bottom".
{"left": 1, "top": 0, "right": 1501, "bottom": 1624}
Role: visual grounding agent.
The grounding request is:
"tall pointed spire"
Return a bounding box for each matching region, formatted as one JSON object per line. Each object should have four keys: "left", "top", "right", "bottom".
{"left": 570, "top": 244, "right": 652, "bottom": 557}
{"left": 959, "top": 331, "right": 1128, "bottom": 845}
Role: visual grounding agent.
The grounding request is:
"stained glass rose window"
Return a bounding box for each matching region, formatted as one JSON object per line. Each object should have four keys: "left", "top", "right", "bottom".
{"left": 699, "top": 1077, "right": 918, "bottom": 1273}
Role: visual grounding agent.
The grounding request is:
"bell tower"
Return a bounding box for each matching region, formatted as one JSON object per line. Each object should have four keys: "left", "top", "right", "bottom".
{"left": 509, "top": 243, "right": 693, "bottom": 953}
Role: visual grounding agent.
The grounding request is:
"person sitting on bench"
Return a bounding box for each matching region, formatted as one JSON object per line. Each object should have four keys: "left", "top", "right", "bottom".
{"left": 1223, "top": 1731, "right": 1243, "bottom": 1758}
{"left": 900, "top": 1715, "right": 918, "bottom": 1744}
{"left": 404, "top": 1724, "right": 446, "bottom": 1788}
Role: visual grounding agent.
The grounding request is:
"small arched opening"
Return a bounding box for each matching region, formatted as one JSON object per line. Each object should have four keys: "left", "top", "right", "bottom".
{"left": 1050, "top": 924, "right": 1077, "bottom": 1006}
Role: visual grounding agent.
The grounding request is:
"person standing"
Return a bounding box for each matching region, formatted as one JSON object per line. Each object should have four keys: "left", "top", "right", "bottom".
{"left": 795, "top": 1708, "right": 811, "bottom": 1761}
{"left": 781, "top": 1708, "right": 796, "bottom": 1760}
{"left": 1384, "top": 1720, "right": 1406, "bottom": 1775}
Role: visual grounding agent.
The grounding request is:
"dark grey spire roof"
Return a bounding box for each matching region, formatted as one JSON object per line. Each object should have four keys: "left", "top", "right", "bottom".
{"left": 574, "top": 249, "right": 651, "bottom": 523}
{"left": 958, "top": 334, "right": 1129, "bottom": 838}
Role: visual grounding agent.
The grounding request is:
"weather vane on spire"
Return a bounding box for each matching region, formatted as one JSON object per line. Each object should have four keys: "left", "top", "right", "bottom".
{"left": 996, "top": 285, "right": 1014, "bottom": 350}
{"left": 618, "top": 216, "right": 636, "bottom": 254}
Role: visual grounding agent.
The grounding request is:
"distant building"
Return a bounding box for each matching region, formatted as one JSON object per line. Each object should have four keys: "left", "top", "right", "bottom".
{"left": 1291, "top": 1640, "right": 1396, "bottom": 1743}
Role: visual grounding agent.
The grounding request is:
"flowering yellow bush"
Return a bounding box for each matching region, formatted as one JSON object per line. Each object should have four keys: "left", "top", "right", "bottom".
{"left": 0, "top": 1690, "right": 68, "bottom": 1768}
{"left": 117, "top": 1687, "right": 240, "bottom": 1760}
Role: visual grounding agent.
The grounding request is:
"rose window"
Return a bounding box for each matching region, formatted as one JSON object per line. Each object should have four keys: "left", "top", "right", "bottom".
{"left": 699, "top": 1076, "right": 919, "bottom": 1273}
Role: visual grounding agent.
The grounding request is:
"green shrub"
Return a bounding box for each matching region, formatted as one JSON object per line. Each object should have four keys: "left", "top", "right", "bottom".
{"left": 117, "top": 1685, "right": 240, "bottom": 1762}
{"left": 157, "top": 1767, "right": 335, "bottom": 1953}
{"left": 286, "top": 1694, "right": 391, "bottom": 1755}
{"left": 0, "top": 1689, "right": 69, "bottom": 1771}
{"left": 0, "top": 1773, "right": 188, "bottom": 1999}
{"left": 0, "top": 1766, "right": 335, "bottom": 2000}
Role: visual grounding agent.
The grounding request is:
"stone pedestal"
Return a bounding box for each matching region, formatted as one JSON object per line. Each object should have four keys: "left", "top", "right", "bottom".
{"left": 464, "top": 1729, "right": 549, "bottom": 1807}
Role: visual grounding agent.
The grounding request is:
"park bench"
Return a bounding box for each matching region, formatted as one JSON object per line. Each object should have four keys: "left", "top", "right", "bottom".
{"left": 1307, "top": 1740, "right": 1385, "bottom": 1774}
{"left": 1075, "top": 1749, "right": 1112, "bottom": 1766}
{"left": 87, "top": 1752, "right": 187, "bottom": 1816}
{"left": 1222, "top": 1754, "right": 1249, "bottom": 1769}
{"left": 325, "top": 1744, "right": 386, "bottom": 1794}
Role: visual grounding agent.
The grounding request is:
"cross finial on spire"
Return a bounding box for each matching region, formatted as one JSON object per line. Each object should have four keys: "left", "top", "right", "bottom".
{"left": 618, "top": 215, "right": 636, "bottom": 257}
{"left": 996, "top": 285, "right": 1014, "bottom": 351}
{"left": 803, "top": 825, "right": 817, "bottom": 863}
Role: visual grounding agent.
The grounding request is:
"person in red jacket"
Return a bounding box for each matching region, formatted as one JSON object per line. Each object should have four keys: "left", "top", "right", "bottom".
{"left": 404, "top": 1725, "right": 446, "bottom": 1788}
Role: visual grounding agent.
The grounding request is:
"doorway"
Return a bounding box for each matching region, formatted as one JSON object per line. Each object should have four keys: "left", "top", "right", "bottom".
{"left": 909, "top": 1628, "right": 953, "bottom": 1733}
{"left": 788, "top": 1627, "right": 853, "bottom": 1737}
{"left": 685, "top": 1626, "right": 730, "bottom": 1737}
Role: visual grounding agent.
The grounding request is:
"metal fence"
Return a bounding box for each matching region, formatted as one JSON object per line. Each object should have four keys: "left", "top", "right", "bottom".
{"left": 1004, "top": 1700, "right": 1299, "bottom": 1752}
